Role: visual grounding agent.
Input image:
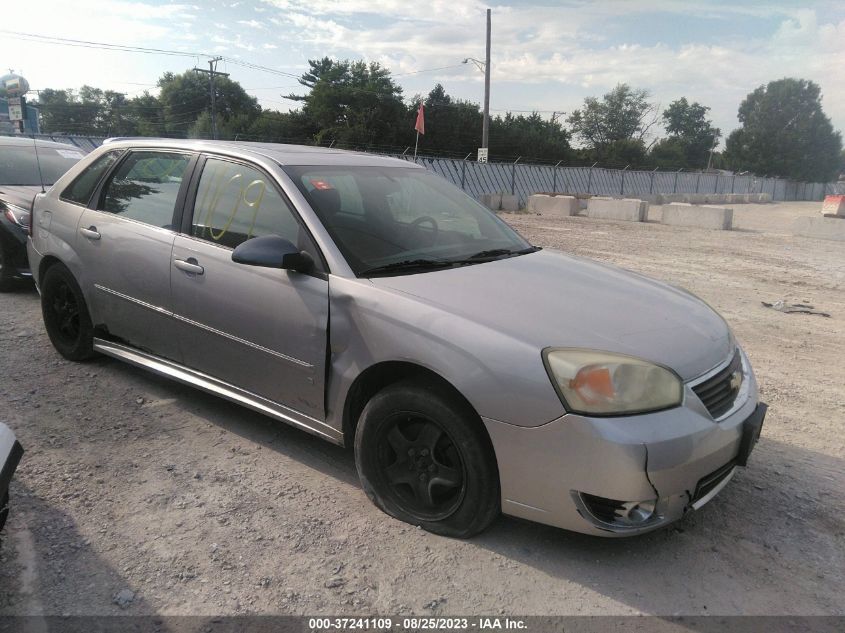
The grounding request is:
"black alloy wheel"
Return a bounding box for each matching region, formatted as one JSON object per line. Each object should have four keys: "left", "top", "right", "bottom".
{"left": 355, "top": 379, "right": 500, "bottom": 538}
{"left": 41, "top": 264, "right": 95, "bottom": 361}
{"left": 376, "top": 412, "right": 466, "bottom": 521}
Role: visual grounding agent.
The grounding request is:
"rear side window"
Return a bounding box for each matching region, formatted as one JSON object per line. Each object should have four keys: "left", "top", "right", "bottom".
{"left": 191, "top": 157, "right": 301, "bottom": 249}
{"left": 99, "top": 151, "right": 191, "bottom": 229}
{"left": 61, "top": 150, "right": 122, "bottom": 206}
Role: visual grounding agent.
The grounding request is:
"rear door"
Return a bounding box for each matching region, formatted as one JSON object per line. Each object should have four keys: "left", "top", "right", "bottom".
{"left": 170, "top": 155, "right": 329, "bottom": 419}
{"left": 76, "top": 150, "right": 195, "bottom": 360}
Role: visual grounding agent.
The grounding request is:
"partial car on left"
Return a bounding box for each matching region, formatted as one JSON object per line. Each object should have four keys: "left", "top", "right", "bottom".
{"left": 0, "top": 422, "right": 23, "bottom": 533}
{"left": 0, "top": 137, "right": 86, "bottom": 291}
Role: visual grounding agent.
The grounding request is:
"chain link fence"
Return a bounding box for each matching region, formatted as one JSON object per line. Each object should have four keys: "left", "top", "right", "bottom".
{"left": 13, "top": 133, "right": 842, "bottom": 205}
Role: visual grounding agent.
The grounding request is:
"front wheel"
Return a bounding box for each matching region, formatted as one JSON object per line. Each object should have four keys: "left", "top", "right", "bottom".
{"left": 41, "top": 263, "right": 95, "bottom": 361}
{"left": 354, "top": 380, "right": 500, "bottom": 538}
{"left": 0, "top": 240, "right": 15, "bottom": 292}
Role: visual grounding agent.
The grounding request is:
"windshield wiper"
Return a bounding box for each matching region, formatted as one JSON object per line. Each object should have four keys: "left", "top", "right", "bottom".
{"left": 358, "top": 258, "right": 455, "bottom": 277}
{"left": 458, "top": 246, "right": 541, "bottom": 262}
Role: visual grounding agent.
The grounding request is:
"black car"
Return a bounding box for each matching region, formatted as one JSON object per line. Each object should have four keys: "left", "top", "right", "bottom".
{"left": 0, "top": 137, "right": 86, "bottom": 290}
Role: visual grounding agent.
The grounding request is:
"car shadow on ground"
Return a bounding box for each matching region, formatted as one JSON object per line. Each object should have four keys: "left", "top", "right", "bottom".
{"left": 92, "top": 357, "right": 844, "bottom": 616}
{"left": 0, "top": 481, "right": 144, "bottom": 619}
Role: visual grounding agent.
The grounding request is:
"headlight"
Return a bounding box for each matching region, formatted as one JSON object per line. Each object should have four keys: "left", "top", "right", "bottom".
{"left": 543, "top": 348, "right": 683, "bottom": 415}
{"left": 2, "top": 202, "right": 31, "bottom": 229}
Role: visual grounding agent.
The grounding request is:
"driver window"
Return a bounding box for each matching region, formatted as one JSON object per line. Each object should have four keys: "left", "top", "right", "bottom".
{"left": 192, "top": 157, "right": 301, "bottom": 250}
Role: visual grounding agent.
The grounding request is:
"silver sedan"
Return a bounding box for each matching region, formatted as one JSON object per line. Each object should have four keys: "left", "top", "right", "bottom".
{"left": 27, "top": 139, "right": 765, "bottom": 537}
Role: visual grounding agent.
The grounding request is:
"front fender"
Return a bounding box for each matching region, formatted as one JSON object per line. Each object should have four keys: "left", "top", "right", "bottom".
{"left": 325, "top": 276, "right": 566, "bottom": 433}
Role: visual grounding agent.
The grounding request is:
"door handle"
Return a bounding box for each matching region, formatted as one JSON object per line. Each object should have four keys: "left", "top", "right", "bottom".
{"left": 174, "top": 258, "right": 205, "bottom": 275}
{"left": 79, "top": 226, "right": 101, "bottom": 240}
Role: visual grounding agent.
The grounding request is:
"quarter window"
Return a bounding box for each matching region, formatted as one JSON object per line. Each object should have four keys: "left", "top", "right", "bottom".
{"left": 99, "top": 151, "right": 191, "bottom": 229}
{"left": 61, "top": 150, "right": 122, "bottom": 206}
{"left": 191, "top": 157, "right": 302, "bottom": 250}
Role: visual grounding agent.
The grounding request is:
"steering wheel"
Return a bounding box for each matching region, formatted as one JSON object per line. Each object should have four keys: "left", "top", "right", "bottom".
{"left": 408, "top": 215, "right": 439, "bottom": 244}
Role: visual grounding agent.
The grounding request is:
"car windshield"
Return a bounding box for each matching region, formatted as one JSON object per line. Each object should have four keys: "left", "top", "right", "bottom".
{"left": 0, "top": 143, "right": 85, "bottom": 186}
{"left": 285, "top": 165, "right": 535, "bottom": 276}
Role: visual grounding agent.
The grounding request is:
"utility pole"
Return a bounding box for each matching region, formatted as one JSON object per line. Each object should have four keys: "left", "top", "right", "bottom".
{"left": 193, "top": 57, "right": 228, "bottom": 140}
{"left": 483, "top": 8, "right": 491, "bottom": 151}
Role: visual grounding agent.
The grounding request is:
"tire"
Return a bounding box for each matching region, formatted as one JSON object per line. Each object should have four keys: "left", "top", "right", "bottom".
{"left": 0, "top": 240, "right": 14, "bottom": 292}
{"left": 354, "top": 379, "right": 500, "bottom": 538}
{"left": 0, "top": 492, "right": 8, "bottom": 533}
{"left": 41, "top": 263, "right": 95, "bottom": 361}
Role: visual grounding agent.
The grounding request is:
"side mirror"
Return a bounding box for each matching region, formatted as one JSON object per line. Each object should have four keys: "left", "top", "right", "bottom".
{"left": 231, "top": 235, "right": 314, "bottom": 273}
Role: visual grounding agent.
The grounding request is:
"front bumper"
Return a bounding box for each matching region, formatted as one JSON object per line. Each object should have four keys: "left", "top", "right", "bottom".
{"left": 1, "top": 222, "right": 32, "bottom": 279}
{"left": 484, "top": 348, "right": 763, "bottom": 536}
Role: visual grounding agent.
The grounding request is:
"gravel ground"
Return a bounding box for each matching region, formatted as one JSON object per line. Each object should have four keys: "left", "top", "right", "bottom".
{"left": 0, "top": 201, "right": 843, "bottom": 617}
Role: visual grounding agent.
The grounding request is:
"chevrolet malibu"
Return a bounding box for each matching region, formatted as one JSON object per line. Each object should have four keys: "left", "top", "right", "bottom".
{"left": 28, "top": 139, "right": 765, "bottom": 537}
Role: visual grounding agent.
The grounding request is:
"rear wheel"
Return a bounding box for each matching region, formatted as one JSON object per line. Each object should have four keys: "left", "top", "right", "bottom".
{"left": 354, "top": 380, "right": 500, "bottom": 538}
{"left": 41, "top": 264, "right": 95, "bottom": 361}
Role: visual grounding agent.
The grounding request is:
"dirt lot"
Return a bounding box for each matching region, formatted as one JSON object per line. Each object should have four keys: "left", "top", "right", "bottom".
{"left": 0, "top": 201, "right": 843, "bottom": 617}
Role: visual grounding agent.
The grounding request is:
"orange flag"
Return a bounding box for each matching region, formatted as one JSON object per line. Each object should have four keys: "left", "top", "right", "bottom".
{"left": 414, "top": 103, "right": 425, "bottom": 135}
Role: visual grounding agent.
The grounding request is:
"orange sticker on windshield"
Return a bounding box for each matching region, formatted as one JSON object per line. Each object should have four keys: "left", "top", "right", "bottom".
{"left": 310, "top": 179, "right": 334, "bottom": 190}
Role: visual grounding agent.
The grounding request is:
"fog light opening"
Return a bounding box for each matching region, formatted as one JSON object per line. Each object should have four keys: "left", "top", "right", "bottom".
{"left": 618, "top": 499, "right": 656, "bottom": 525}
{"left": 577, "top": 492, "right": 658, "bottom": 528}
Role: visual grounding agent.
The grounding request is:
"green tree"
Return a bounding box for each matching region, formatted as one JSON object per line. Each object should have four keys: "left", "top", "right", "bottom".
{"left": 415, "top": 84, "right": 483, "bottom": 157}
{"left": 654, "top": 98, "right": 720, "bottom": 169}
{"left": 157, "top": 70, "right": 260, "bottom": 138}
{"left": 287, "top": 57, "right": 407, "bottom": 148}
{"left": 489, "top": 111, "right": 571, "bottom": 161}
{"left": 567, "top": 84, "right": 658, "bottom": 151}
{"left": 245, "top": 110, "right": 318, "bottom": 143}
{"left": 723, "top": 78, "right": 842, "bottom": 181}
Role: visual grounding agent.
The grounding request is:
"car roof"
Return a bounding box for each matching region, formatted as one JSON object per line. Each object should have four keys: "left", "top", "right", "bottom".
{"left": 0, "top": 135, "right": 88, "bottom": 151}
{"left": 101, "top": 138, "right": 421, "bottom": 168}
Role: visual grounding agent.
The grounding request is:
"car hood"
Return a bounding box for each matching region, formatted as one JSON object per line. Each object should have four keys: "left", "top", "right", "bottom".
{"left": 370, "top": 249, "right": 733, "bottom": 382}
{"left": 0, "top": 185, "right": 41, "bottom": 210}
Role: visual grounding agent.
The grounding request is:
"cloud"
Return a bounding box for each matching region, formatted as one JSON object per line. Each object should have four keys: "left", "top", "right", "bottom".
{"left": 257, "top": 0, "right": 845, "bottom": 136}
{"left": 237, "top": 19, "right": 266, "bottom": 30}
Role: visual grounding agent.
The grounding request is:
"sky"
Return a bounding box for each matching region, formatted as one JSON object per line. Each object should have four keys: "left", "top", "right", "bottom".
{"left": 2, "top": 0, "right": 844, "bottom": 148}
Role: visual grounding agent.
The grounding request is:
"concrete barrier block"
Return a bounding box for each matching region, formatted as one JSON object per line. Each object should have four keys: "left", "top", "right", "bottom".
{"left": 500, "top": 194, "right": 519, "bottom": 212}
{"left": 793, "top": 216, "right": 845, "bottom": 242}
{"left": 704, "top": 194, "right": 727, "bottom": 205}
{"left": 479, "top": 193, "right": 502, "bottom": 210}
{"left": 661, "top": 203, "right": 733, "bottom": 230}
{"left": 528, "top": 194, "right": 579, "bottom": 217}
{"left": 586, "top": 197, "right": 648, "bottom": 222}
{"left": 758, "top": 193, "right": 772, "bottom": 203}
{"left": 526, "top": 194, "right": 550, "bottom": 212}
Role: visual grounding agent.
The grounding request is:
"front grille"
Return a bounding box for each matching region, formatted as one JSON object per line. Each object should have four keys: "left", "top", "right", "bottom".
{"left": 692, "top": 459, "right": 736, "bottom": 503}
{"left": 692, "top": 350, "right": 742, "bottom": 419}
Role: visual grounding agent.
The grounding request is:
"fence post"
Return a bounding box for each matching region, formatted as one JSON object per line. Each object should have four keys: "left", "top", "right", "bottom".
{"left": 511, "top": 157, "right": 521, "bottom": 195}
{"left": 587, "top": 162, "right": 597, "bottom": 194}
{"left": 731, "top": 173, "right": 736, "bottom": 193}
{"left": 620, "top": 165, "right": 629, "bottom": 196}
{"left": 673, "top": 168, "right": 682, "bottom": 193}
{"left": 649, "top": 167, "right": 658, "bottom": 194}
{"left": 461, "top": 152, "right": 471, "bottom": 190}
{"left": 695, "top": 172, "right": 702, "bottom": 193}
{"left": 553, "top": 160, "right": 562, "bottom": 193}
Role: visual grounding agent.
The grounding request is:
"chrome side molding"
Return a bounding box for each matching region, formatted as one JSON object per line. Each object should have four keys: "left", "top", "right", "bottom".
{"left": 92, "top": 338, "right": 343, "bottom": 445}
